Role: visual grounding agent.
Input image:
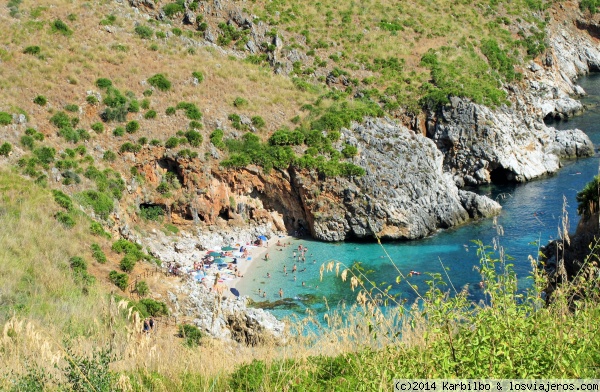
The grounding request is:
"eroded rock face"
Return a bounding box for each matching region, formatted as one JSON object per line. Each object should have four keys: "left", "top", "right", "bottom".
{"left": 292, "top": 118, "right": 501, "bottom": 242}
{"left": 427, "top": 97, "right": 593, "bottom": 186}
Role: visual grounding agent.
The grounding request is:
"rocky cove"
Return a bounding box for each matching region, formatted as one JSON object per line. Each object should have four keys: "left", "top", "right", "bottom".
{"left": 107, "top": 3, "right": 600, "bottom": 341}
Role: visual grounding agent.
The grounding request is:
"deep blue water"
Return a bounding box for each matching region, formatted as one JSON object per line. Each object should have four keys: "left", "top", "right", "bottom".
{"left": 237, "top": 74, "right": 600, "bottom": 320}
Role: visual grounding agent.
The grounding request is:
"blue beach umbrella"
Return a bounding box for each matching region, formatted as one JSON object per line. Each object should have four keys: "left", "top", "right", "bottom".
{"left": 258, "top": 235, "right": 267, "bottom": 241}
{"left": 230, "top": 288, "right": 240, "bottom": 297}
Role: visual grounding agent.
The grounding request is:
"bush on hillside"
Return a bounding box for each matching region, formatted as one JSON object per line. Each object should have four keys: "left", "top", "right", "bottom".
{"left": 0, "top": 142, "right": 12, "bottom": 157}
{"left": 91, "top": 243, "right": 107, "bottom": 264}
{"left": 109, "top": 270, "right": 128, "bottom": 291}
{"left": 0, "top": 112, "right": 13, "bottom": 125}
{"left": 147, "top": 74, "right": 171, "bottom": 91}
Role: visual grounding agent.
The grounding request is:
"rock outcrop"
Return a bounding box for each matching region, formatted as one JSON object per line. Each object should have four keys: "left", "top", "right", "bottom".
{"left": 427, "top": 97, "right": 593, "bottom": 186}
{"left": 174, "top": 280, "right": 284, "bottom": 344}
{"left": 293, "top": 118, "right": 501, "bottom": 241}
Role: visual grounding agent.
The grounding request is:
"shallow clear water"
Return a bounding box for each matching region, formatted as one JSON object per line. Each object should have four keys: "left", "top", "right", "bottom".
{"left": 237, "top": 74, "right": 600, "bottom": 320}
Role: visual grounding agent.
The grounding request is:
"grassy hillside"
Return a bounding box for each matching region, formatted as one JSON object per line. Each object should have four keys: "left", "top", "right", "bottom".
{"left": 2, "top": 0, "right": 600, "bottom": 390}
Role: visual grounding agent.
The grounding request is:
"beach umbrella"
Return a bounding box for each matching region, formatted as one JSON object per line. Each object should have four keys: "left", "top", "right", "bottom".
{"left": 230, "top": 288, "right": 240, "bottom": 297}
{"left": 208, "top": 251, "right": 221, "bottom": 257}
{"left": 258, "top": 235, "right": 267, "bottom": 241}
{"left": 222, "top": 246, "right": 237, "bottom": 251}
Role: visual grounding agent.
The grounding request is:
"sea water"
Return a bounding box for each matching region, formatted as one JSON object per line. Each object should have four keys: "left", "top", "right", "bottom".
{"left": 237, "top": 74, "right": 600, "bottom": 320}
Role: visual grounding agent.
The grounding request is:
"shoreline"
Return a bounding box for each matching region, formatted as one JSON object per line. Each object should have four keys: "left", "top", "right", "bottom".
{"left": 230, "top": 235, "right": 293, "bottom": 290}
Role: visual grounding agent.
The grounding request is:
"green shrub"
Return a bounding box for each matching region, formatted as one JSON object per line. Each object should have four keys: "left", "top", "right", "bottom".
{"left": 192, "top": 71, "right": 204, "bottom": 82}
{"left": 100, "top": 14, "right": 116, "bottom": 26}
{"left": 165, "top": 137, "right": 180, "bottom": 149}
{"left": 86, "top": 95, "right": 99, "bottom": 105}
{"left": 109, "top": 270, "right": 129, "bottom": 291}
{"left": 75, "top": 190, "right": 113, "bottom": 219}
{"left": 172, "top": 27, "right": 183, "bottom": 36}
{"left": 184, "top": 129, "right": 202, "bottom": 147}
{"left": 23, "top": 45, "right": 41, "bottom": 55}
{"left": 581, "top": 0, "right": 600, "bottom": 13}
{"left": 166, "top": 106, "right": 176, "bottom": 115}
{"left": 138, "top": 137, "right": 148, "bottom": 145}
{"left": 148, "top": 74, "right": 171, "bottom": 91}
{"left": 96, "top": 78, "right": 112, "bottom": 89}
{"left": 177, "top": 149, "right": 198, "bottom": 158}
{"left": 55, "top": 211, "right": 76, "bottom": 228}
{"left": 176, "top": 102, "right": 202, "bottom": 120}
{"left": 251, "top": 116, "right": 265, "bottom": 129}
{"left": 134, "top": 25, "right": 153, "bottom": 39}
{"left": 103, "top": 150, "right": 117, "bottom": 162}
{"left": 126, "top": 121, "right": 140, "bottom": 134}
{"left": 90, "top": 221, "right": 111, "bottom": 238}
{"left": 33, "top": 95, "right": 47, "bottom": 106}
{"left": 21, "top": 135, "right": 35, "bottom": 150}
{"left": 163, "top": 1, "right": 185, "bottom": 17}
{"left": 135, "top": 281, "right": 149, "bottom": 296}
{"left": 156, "top": 182, "right": 170, "bottom": 194}
{"left": 91, "top": 243, "right": 107, "bottom": 264}
{"left": 0, "top": 112, "right": 12, "bottom": 125}
{"left": 90, "top": 122, "right": 104, "bottom": 133}
{"left": 139, "top": 204, "right": 165, "bottom": 221}
{"left": 155, "top": 31, "right": 166, "bottom": 39}
{"left": 210, "top": 129, "right": 226, "bottom": 149}
{"left": 33, "top": 146, "right": 55, "bottom": 164}
{"left": 341, "top": 144, "right": 358, "bottom": 158}
{"left": 0, "top": 142, "right": 12, "bottom": 156}
{"left": 140, "top": 99, "right": 150, "bottom": 110}
{"left": 50, "top": 111, "right": 71, "bottom": 128}
{"left": 64, "top": 104, "right": 79, "bottom": 112}
{"left": 120, "top": 142, "right": 141, "bottom": 153}
{"left": 77, "top": 129, "right": 91, "bottom": 141}
{"left": 62, "top": 170, "right": 81, "bottom": 185}
{"left": 150, "top": 139, "right": 162, "bottom": 146}
{"left": 144, "top": 110, "right": 157, "bottom": 119}
{"left": 139, "top": 298, "right": 168, "bottom": 317}
{"left": 233, "top": 97, "right": 248, "bottom": 108}
{"left": 51, "top": 19, "right": 72, "bottom": 36}
{"left": 52, "top": 189, "right": 73, "bottom": 211}
{"left": 577, "top": 175, "right": 599, "bottom": 217}
{"left": 112, "top": 127, "right": 125, "bottom": 137}
{"left": 58, "top": 127, "right": 80, "bottom": 143}
{"left": 111, "top": 239, "right": 143, "bottom": 256}
{"left": 69, "top": 256, "right": 87, "bottom": 275}
{"left": 178, "top": 324, "right": 204, "bottom": 347}
{"left": 120, "top": 253, "right": 137, "bottom": 272}
{"left": 128, "top": 99, "right": 140, "bottom": 113}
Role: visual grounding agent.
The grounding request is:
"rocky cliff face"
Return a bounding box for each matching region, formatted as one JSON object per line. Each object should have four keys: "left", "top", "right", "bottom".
{"left": 292, "top": 118, "right": 501, "bottom": 241}
{"left": 426, "top": 4, "right": 599, "bottom": 187}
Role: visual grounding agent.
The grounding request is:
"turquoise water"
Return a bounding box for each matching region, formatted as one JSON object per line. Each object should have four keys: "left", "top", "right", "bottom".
{"left": 237, "top": 74, "right": 600, "bottom": 320}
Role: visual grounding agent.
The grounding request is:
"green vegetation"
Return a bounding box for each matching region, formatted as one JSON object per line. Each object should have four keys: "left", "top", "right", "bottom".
{"left": 139, "top": 204, "right": 165, "bottom": 221}
{"left": 0, "top": 112, "right": 12, "bottom": 125}
{"left": 178, "top": 324, "right": 204, "bottom": 347}
{"left": 581, "top": 0, "right": 600, "bottom": 13}
{"left": 576, "top": 175, "right": 599, "bottom": 217}
{"left": 75, "top": 190, "right": 114, "bottom": 219}
{"left": 33, "top": 95, "right": 47, "bottom": 106}
{"left": 148, "top": 73, "right": 172, "bottom": 91}
{"left": 0, "top": 142, "right": 12, "bottom": 157}
{"left": 109, "top": 270, "right": 128, "bottom": 290}
{"left": 50, "top": 19, "right": 72, "bottom": 36}
{"left": 134, "top": 280, "right": 149, "bottom": 296}
{"left": 91, "top": 243, "right": 107, "bottom": 264}
{"left": 134, "top": 25, "right": 153, "bottom": 39}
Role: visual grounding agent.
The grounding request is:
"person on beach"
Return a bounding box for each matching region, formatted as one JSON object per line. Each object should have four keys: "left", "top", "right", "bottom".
{"left": 277, "top": 240, "right": 281, "bottom": 246}
{"left": 258, "top": 288, "right": 262, "bottom": 296}
{"left": 302, "top": 281, "right": 305, "bottom": 286}
{"left": 263, "top": 291, "right": 266, "bottom": 298}
{"left": 293, "top": 251, "right": 296, "bottom": 259}
{"left": 264, "top": 253, "right": 269, "bottom": 261}
{"left": 267, "top": 273, "right": 271, "bottom": 278}
{"left": 292, "top": 264, "right": 297, "bottom": 273}
{"left": 279, "top": 288, "right": 283, "bottom": 298}
{"left": 283, "top": 265, "right": 287, "bottom": 273}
